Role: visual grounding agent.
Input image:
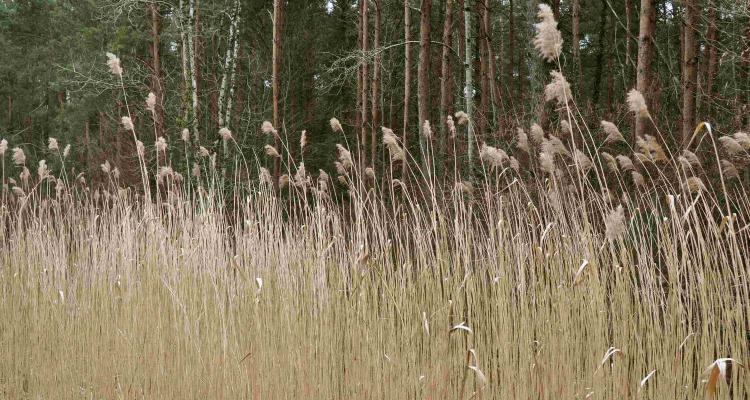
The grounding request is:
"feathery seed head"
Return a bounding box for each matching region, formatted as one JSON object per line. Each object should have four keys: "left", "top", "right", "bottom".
{"left": 601, "top": 121, "right": 624, "bottom": 144}
{"left": 121, "top": 116, "right": 134, "bottom": 131}
{"left": 145, "top": 92, "right": 156, "bottom": 113}
{"left": 329, "top": 117, "right": 343, "bottom": 133}
{"left": 545, "top": 71, "right": 571, "bottom": 105}
{"left": 105, "top": 52, "right": 123, "bottom": 76}
{"left": 48, "top": 138, "right": 59, "bottom": 151}
{"left": 533, "top": 4, "right": 563, "bottom": 62}
{"left": 12, "top": 147, "right": 25, "bottom": 166}
{"left": 627, "top": 89, "right": 649, "bottom": 117}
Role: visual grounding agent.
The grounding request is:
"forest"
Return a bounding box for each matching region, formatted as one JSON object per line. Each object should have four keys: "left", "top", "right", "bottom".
{"left": 1, "top": 0, "right": 747, "bottom": 186}
{"left": 1, "top": 0, "right": 750, "bottom": 398}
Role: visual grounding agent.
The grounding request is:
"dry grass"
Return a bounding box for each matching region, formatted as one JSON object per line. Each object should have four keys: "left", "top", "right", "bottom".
{"left": 0, "top": 158, "right": 748, "bottom": 398}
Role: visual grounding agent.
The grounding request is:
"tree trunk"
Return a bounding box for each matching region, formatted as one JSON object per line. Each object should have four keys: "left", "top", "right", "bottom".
{"left": 681, "top": 0, "right": 698, "bottom": 144}
{"left": 223, "top": 0, "right": 241, "bottom": 128}
{"left": 360, "top": 0, "right": 369, "bottom": 164}
{"left": 218, "top": 0, "right": 239, "bottom": 128}
{"left": 418, "top": 0, "right": 432, "bottom": 170}
{"left": 403, "top": 0, "right": 412, "bottom": 176}
{"left": 635, "top": 0, "right": 656, "bottom": 140}
{"left": 592, "top": 0, "right": 608, "bottom": 108}
{"left": 701, "top": 7, "right": 718, "bottom": 104}
{"left": 508, "top": 0, "right": 516, "bottom": 107}
{"left": 478, "top": 1, "right": 488, "bottom": 140}
{"left": 272, "top": 0, "right": 284, "bottom": 179}
{"left": 744, "top": 3, "right": 750, "bottom": 132}
{"left": 482, "top": 0, "right": 500, "bottom": 135}
{"left": 572, "top": 0, "right": 582, "bottom": 90}
{"left": 439, "top": 0, "right": 454, "bottom": 170}
{"left": 464, "top": 0, "right": 475, "bottom": 169}
{"left": 625, "top": 0, "right": 633, "bottom": 74}
{"left": 371, "top": 0, "right": 382, "bottom": 167}
{"left": 148, "top": 1, "right": 164, "bottom": 140}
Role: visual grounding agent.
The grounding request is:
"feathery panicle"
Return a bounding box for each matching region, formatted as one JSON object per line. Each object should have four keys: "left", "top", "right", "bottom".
{"left": 219, "top": 127, "right": 233, "bottom": 142}
{"left": 181, "top": 128, "right": 190, "bottom": 142}
{"left": 112, "top": 167, "right": 121, "bottom": 180}
{"left": 0, "top": 138, "right": 7, "bottom": 155}
{"left": 261, "top": 121, "right": 277, "bottom": 136}
{"left": 12, "top": 147, "right": 25, "bottom": 166}
{"left": 446, "top": 115, "right": 457, "bottom": 138}
{"left": 636, "top": 135, "right": 667, "bottom": 162}
{"left": 617, "top": 155, "right": 634, "bottom": 171}
{"left": 721, "top": 160, "right": 739, "bottom": 180}
{"left": 37, "top": 160, "right": 49, "bottom": 180}
{"left": 364, "top": 167, "right": 376, "bottom": 180}
{"left": 533, "top": 4, "right": 563, "bottom": 62}
{"left": 157, "top": 166, "right": 174, "bottom": 183}
{"left": 539, "top": 152, "right": 556, "bottom": 174}
{"left": 12, "top": 186, "right": 25, "bottom": 197}
{"left": 198, "top": 146, "right": 210, "bottom": 157}
{"left": 454, "top": 111, "right": 469, "bottom": 125}
{"left": 63, "top": 144, "right": 71, "bottom": 158}
{"left": 264, "top": 145, "right": 281, "bottom": 158}
{"left": 20, "top": 167, "right": 30, "bottom": 185}
{"left": 480, "top": 143, "right": 509, "bottom": 169}
{"left": 544, "top": 71, "right": 571, "bottom": 105}
{"left": 121, "top": 116, "right": 134, "bottom": 131}
{"left": 732, "top": 131, "right": 750, "bottom": 149}
{"left": 335, "top": 144, "right": 354, "bottom": 170}
{"left": 573, "top": 149, "right": 593, "bottom": 173}
{"left": 718, "top": 135, "right": 744, "bottom": 156}
{"left": 192, "top": 163, "right": 201, "bottom": 178}
{"left": 136, "top": 140, "right": 145, "bottom": 157}
{"left": 279, "top": 174, "right": 290, "bottom": 188}
{"left": 510, "top": 157, "right": 520, "bottom": 172}
{"left": 627, "top": 89, "right": 649, "bottom": 117}
{"left": 329, "top": 117, "right": 343, "bottom": 133}
{"left": 541, "top": 135, "right": 569, "bottom": 157}
{"left": 294, "top": 163, "right": 311, "bottom": 187}
{"left": 682, "top": 150, "right": 701, "bottom": 168}
{"left": 684, "top": 176, "right": 705, "bottom": 193}
{"left": 601, "top": 121, "right": 624, "bottom": 144}
{"left": 334, "top": 161, "right": 347, "bottom": 175}
{"left": 601, "top": 152, "right": 618, "bottom": 172}
{"left": 530, "top": 123, "right": 545, "bottom": 144}
{"left": 605, "top": 205, "right": 626, "bottom": 241}
{"left": 455, "top": 181, "right": 474, "bottom": 195}
{"left": 259, "top": 167, "right": 273, "bottom": 185}
{"left": 516, "top": 128, "right": 530, "bottom": 152}
{"left": 422, "top": 120, "right": 432, "bottom": 139}
{"left": 48, "top": 138, "right": 59, "bottom": 152}
{"left": 631, "top": 171, "right": 645, "bottom": 187}
{"left": 105, "top": 52, "right": 123, "bottom": 76}
{"left": 101, "top": 160, "right": 111, "bottom": 174}
{"left": 317, "top": 169, "right": 330, "bottom": 192}
{"left": 300, "top": 130, "right": 307, "bottom": 152}
{"left": 634, "top": 152, "right": 651, "bottom": 166}
{"left": 560, "top": 119, "right": 571, "bottom": 137}
{"left": 156, "top": 136, "right": 167, "bottom": 152}
{"left": 145, "top": 92, "right": 156, "bottom": 113}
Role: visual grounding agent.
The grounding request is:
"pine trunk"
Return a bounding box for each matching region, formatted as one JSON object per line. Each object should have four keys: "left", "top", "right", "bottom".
{"left": 149, "top": 1, "right": 164, "bottom": 140}
{"left": 464, "top": 0, "right": 475, "bottom": 169}
{"left": 439, "top": 0, "right": 454, "bottom": 170}
{"left": 361, "top": 0, "right": 369, "bottom": 164}
{"left": 272, "top": 0, "right": 284, "bottom": 180}
{"left": 403, "top": 0, "right": 412, "bottom": 176}
{"left": 635, "top": 0, "right": 655, "bottom": 140}
{"left": 681, "top": 0, "right": 698, "bottom": 144}
{"left": 418, "top": 0, "right": 433, "bottom": 170}
{"left": 371, "top": 0, "right": 382, "bottom": 167}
